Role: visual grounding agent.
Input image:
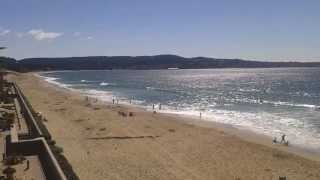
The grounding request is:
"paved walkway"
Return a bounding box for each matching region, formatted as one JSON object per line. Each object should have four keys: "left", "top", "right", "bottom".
{"left": 14, "top": 98, "right": 29, "bottom": 135}
{"left": 12, "top": 155, "right": 46, "bottom": 180}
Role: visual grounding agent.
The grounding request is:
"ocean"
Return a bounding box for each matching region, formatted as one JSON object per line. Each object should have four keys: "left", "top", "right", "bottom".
{"left": 39, "top": 68, "right": 320, "bottom": 152}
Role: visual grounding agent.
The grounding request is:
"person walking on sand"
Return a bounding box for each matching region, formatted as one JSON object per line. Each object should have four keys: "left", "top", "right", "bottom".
{"left": 272, "top": 137, "right": 277, "bottom": 144}
{"left": 281, "top": 134, "right": 286, "bottom": 144}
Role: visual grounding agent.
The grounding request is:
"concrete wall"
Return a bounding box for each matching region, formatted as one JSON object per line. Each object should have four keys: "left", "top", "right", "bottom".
{"left": 13, "top": 83, "right": 51, "bottom": 139}
{"left": 6, "top": 83, "right": 68, "bottom": 180}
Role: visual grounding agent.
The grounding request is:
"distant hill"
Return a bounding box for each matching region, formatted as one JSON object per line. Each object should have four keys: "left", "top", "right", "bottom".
{"left": 0, "top": 57, "right": 18, "bottom": 71}
{"left": 1, "top": 55, "right": 320, "bottom": 72}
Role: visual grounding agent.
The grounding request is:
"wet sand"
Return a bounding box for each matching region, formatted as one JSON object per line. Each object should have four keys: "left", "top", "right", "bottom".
{"left": 8, "top": 73, "right": 320, "bottom": 180}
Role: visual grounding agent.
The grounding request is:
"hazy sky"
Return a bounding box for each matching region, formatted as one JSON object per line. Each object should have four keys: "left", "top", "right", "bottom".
{"left": 1, "top": 0, "right": 320, "bottom": 61}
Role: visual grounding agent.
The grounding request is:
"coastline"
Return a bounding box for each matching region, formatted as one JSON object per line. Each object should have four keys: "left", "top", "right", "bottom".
{"left": 37, "top": 71, "right": 320, "bottom": 160}
{"left": 8, "top": 72, "right": 320, "bottom": 180}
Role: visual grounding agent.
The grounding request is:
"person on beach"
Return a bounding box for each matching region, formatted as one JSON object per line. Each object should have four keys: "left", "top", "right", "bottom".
{"left": 284, "top": 140, "right": 289, "bottom": 146}
{"left": 24, "top": 160, "right": 30, "bottom": 171}
{"left": 281, "top": 134, "right": 286, "bottom": 144}
{"left": 272, "top": 137, "right": 277, "bottom": 144}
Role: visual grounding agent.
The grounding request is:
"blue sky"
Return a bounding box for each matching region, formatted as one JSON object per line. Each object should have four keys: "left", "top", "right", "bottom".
{"left": 0, "top": 0, "right": 320, "bottom": 61}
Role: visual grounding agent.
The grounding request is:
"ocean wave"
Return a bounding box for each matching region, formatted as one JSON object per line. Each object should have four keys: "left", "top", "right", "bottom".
{"left": 80, "top": 89, "right": 146, "bottom": 106}
{"left": 228, "top": 97, "right": 318, "bottom": 109}
{"left": 99, "top": 82, "right": 116, "bottom": 86}
{"left": 265, "top": 101, "right": 317, "bottom": 109}
{"left": 290, "top": 91, "right": 313, "bottom": 97}
{"left": 238, "top": 88, "right": 260, "bottom": 92}
{"left": 41, "top": 76, "right": 71, "bottom": 89}
{"left": 80, "top": 80, "right": 99, "bottom": 83}
{"left": 82, "top": 89, "right": 113, "bottom": 98}
{"left": 100, "top": 82, "right": 110, "bottom": 86}
{"left": 45, "top": 77, "right": 60, "bottom": 82}
{"left": 145, "top": 86, "right": 185, "bottom": 95}
{"left": 69, "top": 84, "right": 89, "bottom": 87}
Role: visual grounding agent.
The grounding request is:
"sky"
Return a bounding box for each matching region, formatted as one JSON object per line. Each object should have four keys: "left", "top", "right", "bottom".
{"left": 0, "top": 0, "right": 320, "bottom": 61}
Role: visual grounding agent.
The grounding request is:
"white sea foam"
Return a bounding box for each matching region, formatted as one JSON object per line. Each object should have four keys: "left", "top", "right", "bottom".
{"left": 100, "top": 82, "right": 109, "bottom": 86}
{"left": 239, "top": 88, "right": 259, "bottom": 92}
{"left": 39, "top": 75, "right": 116, "bottom": 103}
{"left": 229, "top": 97, "right": 318, "bottom": 109}
{"left": 80, "top": 80, "right": 99, "bottom": 83}
{"left": 81, "top": 89, "right": 114, "bottom": 102}
{"left": 264, "top": 100, "right": 317, "bottom": 109}
{"left": 41, "top": 76, "right": 71, "bottom": 89}
{"left": 79, "top": 88, "right": 146, "bottom": 107}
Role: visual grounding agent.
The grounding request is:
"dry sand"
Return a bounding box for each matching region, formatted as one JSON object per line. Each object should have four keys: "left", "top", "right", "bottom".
{"left": 8, "top": 73, "right": 320, "bottom": 180}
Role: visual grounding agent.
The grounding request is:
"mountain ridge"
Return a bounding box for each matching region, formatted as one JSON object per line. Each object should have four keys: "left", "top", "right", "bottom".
{"left": 0, "top": 54, "right": 320, "bottom": 72}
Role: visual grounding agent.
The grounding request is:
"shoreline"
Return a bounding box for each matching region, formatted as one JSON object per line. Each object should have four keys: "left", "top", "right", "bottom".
{"left": 9, "top": 72, "right": 320, "bottom": 180}
{"left": 156, "top": 112, "right": 320, "bottom": 160}
{"left": 38, "top": 72, "right": 320, "bottom": 161}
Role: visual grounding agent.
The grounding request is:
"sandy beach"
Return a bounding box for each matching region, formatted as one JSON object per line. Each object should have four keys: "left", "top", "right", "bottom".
{"left": 8, "top": 73, "right": 320, "bottom": 180}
